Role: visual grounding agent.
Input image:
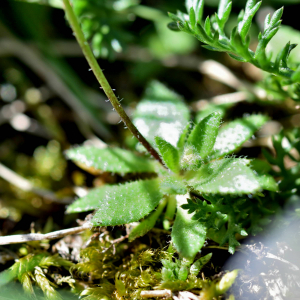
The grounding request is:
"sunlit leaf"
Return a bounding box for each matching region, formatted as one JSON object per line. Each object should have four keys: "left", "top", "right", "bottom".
{"left": 88, "top": 179, "right": 163, "bottom": 226}
{"left": 216, "top": 270, "right": 239, "bottom": 295}
{"left": 171, "top": 195, "right": 206, "bottom": 259}
{"left": 186, "top": 158, "right": 261, "bottom": 195}
{"left": 134, "top": 81, "right": 190, "bottom": 149}
{"left": 212, "top": 114, "right": 268, "bottom": 159}
{"left": 66, "top": 146, "right": 156, "bottom": 174}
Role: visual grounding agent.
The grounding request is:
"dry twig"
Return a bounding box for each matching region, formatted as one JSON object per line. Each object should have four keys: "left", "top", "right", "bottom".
{"left": 0, "top": 222, "right": 92, "bottom": 245}
{"left": 140, "top": 290, "right": 173, "bottom": 298}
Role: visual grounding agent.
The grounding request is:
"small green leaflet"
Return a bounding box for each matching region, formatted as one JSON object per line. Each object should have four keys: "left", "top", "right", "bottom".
{"left": 66, "top": 146, "right": 156, "bottom": 174}
{"left": 182, "top": 112, "right": 222, "bottom": 169}
{"left": 155, "top": 136, "right": 180, "bottom": 173}
{"left": 171, "top": 195, "right": 206, "bottom": 259}
{"left": 90, "top": 179, "right": 163, "bottom": 226}
{"left": 186, "top": 158, "right": 261, "bottom": 195}
{"left": 190, "top": 253, "right": 212, "bottom": 276}
{"left": 213, "top": 114, "right": 268, "bottom": 159}
{"left": 133, "top": 81, "right": 190, "bottom": 149}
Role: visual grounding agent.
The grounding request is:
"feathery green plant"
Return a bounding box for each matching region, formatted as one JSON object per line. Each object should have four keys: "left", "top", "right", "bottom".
{"left": 168, "top": 0, "right": 300, "bottom": 99}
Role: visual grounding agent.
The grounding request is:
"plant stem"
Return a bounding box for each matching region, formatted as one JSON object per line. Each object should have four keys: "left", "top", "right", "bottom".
{"left": 61, "top": 0, "right": 165, "bottom": 167}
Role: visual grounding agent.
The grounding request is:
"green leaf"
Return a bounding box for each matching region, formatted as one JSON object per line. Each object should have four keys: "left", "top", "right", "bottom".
{"left": 181, "top": 112, "right": 222, "bottom": 169}
{"left": 67, "top": 184, "right": 111, "bottom": 213}
{"left": 216, "top": 270, "right": 239, "bottom": 295}
{"left": 189, "top": 7, "right": 196, "bottom": 30}
{"left": 268, "top": 25, "right": 300, "bottom": 65}
{"left": 228, "top": 53, "right": 247, "bottom": 62}
{"left": 217, "top": 0, "right": 232, "bottom": 30}
{"left": 202, "top": 18, "right": 211, "bottom": 40}
{"left": 128, "top": 198, "right": 167, "bottom": 242}
{"left": 269, "top": 7, "right": 283, "bottom": 29}
{"left": 66, "top": 146, "right": 156, "bottom": 174}
{"left": 185, "top": 0, "right": 204, "bottom": 23}
{"left": 190, "top": 253, "right": 213, "bottom": 276}
{"left": 90, "top": 179, "right": 163, "bottom": 226}
{"left": 212, "top": 114, "right": 268, "bottom": 159}
{"left": 133, "top": 81, "right": 190, "bottom": 149}
{"left": 238, "top": 0, "right": 261, "bottom": 41}
{"left": 155, "top": 137, "right": 180, "bottom": 173}
{"left": 186, "top": 158, "right": 261, "bottom": 195}
{"left": 171, "top": 195, "right": 206, "bottom": 259}
{"left": 163, "top": 195, "right": 177, "bottom": 230}
{"left": 217, "top": 0, "right": 231, "bottom": 21}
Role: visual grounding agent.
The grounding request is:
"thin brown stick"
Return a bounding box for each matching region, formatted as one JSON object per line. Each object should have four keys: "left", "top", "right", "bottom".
{"left": 62, "top": 0, "right": 165, "bottom": 167}
{"left": 0, "top": 222, "right": 91, "bottom": 245}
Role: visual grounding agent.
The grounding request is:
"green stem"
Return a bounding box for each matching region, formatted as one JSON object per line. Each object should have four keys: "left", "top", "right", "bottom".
{"left": 62, "top": 0, "right": 165, "bottom": 167}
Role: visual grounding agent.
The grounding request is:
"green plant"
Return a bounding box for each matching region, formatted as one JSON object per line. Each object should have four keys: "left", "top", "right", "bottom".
{"left": 66, "top": 80, "right": 275, "bottom": 256}
{"left": 61, "top": 0, "right": 280, "bottom": 260}
{"left": 168, "top": 0, "right": 300, "bottom": 100}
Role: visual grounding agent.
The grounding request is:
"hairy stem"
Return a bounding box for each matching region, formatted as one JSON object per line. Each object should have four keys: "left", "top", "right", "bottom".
{"left": 61, "top": 0, "right": 165, "bottom": 167}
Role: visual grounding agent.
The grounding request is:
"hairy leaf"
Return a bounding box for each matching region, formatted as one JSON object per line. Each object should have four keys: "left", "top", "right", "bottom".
{"left": 66, "top": 146, "right": 156, "bottom": 174}
{"left": 67, "top": 184, "right": 116, "bottom": 213}
{"left": 171, "top": 195, "right": 206, "bottom": 259}
{"left": 155, "top": 136, "right": 180, "bottom": 173}
{"left": 213, "top": 114, "right": 268, "bottom": 159}
{"left": 186, "top": 158, "right": 261, "bottom": 195}
{"left": 181, "top": 112, "right": 222, "bottom": 169}
{"left": 89, "top": 179, "right": 163, "bottom": 226}
{"left": 134, "top": 81, "right": 190, "bottom": 149}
